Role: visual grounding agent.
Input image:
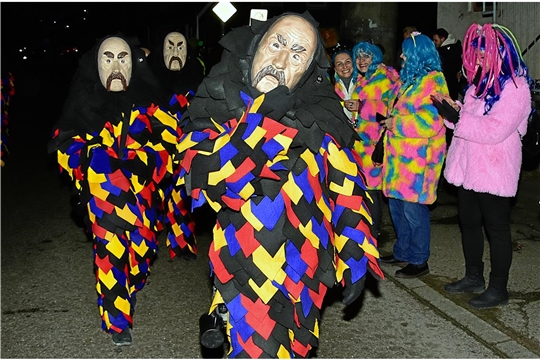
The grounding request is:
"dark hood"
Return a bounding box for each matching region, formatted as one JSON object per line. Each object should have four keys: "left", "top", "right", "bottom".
{"left": 50, "top": 33, "right": 167, "bottom": 152}
{"left": 181, "top": 11, "right": 358, "bottom": 150}
{"left": 148, "top": 30, "right": 205, "bottom": 100}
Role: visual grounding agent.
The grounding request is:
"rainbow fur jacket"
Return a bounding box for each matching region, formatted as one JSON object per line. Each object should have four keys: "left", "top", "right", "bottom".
{"left": 352, "top": 64, "right": 400, "bottom": 190}
{"left": 444, "top": 76, "right": 531, "bottom": 197}
{"left": 382, "top": 71, "right": 448, "bottom": 204}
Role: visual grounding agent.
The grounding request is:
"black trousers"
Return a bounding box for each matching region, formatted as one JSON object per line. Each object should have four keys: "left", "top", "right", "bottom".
{"left": 366, "top": 189, "right": 384, "bottom": 239}
{"left": 457, "top": 186, "right": 513, "bottom": 279}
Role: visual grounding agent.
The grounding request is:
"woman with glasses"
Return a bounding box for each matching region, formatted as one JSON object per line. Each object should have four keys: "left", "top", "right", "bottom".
{"left": 379, "top": 32, "right": 449, "bottom": 278}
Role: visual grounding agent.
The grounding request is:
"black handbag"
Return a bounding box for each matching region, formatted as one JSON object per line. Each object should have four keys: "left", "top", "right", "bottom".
{"left": 371, "top": 113, "right": 387, "bottom": 163}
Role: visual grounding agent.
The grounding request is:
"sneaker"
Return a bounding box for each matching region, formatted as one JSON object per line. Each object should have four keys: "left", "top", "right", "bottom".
{"left": 112, "top": 328, "right": 132, "bottom": 346}
{"left": 395, "top": 263, "right": 429, "bottom": 278}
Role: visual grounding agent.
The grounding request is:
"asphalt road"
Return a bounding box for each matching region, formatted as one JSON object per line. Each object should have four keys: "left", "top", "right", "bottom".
{"left": 1, "top": 113, "right": 539, "bottom": 358}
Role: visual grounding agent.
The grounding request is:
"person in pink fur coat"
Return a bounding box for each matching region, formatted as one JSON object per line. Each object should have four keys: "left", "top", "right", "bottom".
{"left": 432, "top": 23, "right": 532, "bottom": 309}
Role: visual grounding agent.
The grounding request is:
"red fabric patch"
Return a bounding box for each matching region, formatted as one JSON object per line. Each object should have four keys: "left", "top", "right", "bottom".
{"left": 236, "top": 333, "right": 263, "bottom": 358}
{"left": 236, "top": 223, "right": 258, "bottom": 257}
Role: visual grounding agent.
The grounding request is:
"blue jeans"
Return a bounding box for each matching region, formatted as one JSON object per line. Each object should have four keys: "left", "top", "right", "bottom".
{"left": 388, "top": 198, "right": 431, "bottom": 265}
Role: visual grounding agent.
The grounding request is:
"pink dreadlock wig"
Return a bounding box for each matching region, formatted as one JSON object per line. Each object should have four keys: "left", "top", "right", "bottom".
{"left": 462, "top": 23, "right": 530, "bottom": 114}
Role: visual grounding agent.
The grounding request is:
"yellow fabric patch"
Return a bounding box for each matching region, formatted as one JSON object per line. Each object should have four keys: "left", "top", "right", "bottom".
{"left": 209, "top": 160, "right": 235, "bottom": 186}
{"left": 298, "top": 221, "right": 320, "bottom": 249}
{"left": 317, "top": 197, "right": 332, "bottom": 221}
{"left": 98, "top": 267, "right": 119, "bottom": 290}
{"left": 153, "top": 107, "right": 177, "bottom": 129}
{"left": 57, "top": 152, "right": 73, "bottom": 178}
{"left": 282, "top": 176, "right": 302, "bottom": 205}
{"left": 311, "top": 318, "right": 320, "bottom": 337}
{"left": 244, "top": 126, "right": 266, "bottom": 149}
{"left": 113, "top": 296, "right": 131, "bottom": 316}
{"left": 238, "top": 182, "right": 255, "bottom": 200}
{"left": 329, "top": 176, "right": 355, "bottom": 197}
{"left": 177, "top": 133, "right": 198, "bottom": 153}
{"left": 87, "top": 166, "right": 107, "bottom": 184}
{"left": 241, "top": 201, "right": 264, "bottom": 231}
{"left": 116, "top": 204, "right": 138, "bottom": 225}
{"left": 300, "top": 150, "right": 319, "bottom": 177}
{"left": 212, "top": 224, "right": 228, "bottom": 250}
{"left": 88, "top": 182, "right": 109, "bottom": 201}
{"left": 252, "top": 245, "right": 286, "bottom": 284}
{"left": 248, "top": 278, "right": 278, "bottom": 304}
{"left": 106, "top": 236, "right": 126, "bottom": 259}
{"left": 209, "top": 289, "right": 225, "bottom": 314}
{"left": 327, "top": 142, "right": 357, "bottom": 176}
{"left": 277, "top": 345, "right": 291, "bottom": 359}
{"left": 130, "top": 237, "right": 149, "bottom": 258}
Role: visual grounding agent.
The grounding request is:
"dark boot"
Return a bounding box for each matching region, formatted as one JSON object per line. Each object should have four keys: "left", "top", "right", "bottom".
{"left": 444, "top": 265, "right": 485, "bottom": 294}
{"left": 468, "top": 275, "right": 509, "bottom": 309}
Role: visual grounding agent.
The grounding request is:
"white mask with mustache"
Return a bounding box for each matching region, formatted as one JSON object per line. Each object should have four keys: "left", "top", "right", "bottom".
{"left": 163, "top": 32, "right": 187, "bottom": 71}
{"left": 98, "top": 37, "right": 132, "bottom": 92}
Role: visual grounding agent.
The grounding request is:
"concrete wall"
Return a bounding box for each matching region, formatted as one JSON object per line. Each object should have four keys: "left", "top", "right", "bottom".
{"left": 340, "top": 2, "right": 399, "bottom": 67}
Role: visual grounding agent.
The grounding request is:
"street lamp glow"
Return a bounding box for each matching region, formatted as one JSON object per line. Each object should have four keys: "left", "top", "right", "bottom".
{"left": 212, "top": 1, "right": 237, "bottom": 23}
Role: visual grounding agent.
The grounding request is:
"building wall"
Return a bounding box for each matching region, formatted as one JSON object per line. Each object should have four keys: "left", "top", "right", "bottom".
{"left": 437, "top": 2, "right": 540, "bottom": 81}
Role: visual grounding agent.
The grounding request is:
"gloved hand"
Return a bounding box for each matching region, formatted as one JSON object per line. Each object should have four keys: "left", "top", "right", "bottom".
{"left": 432, "top": 98, "right": 460, "bottom": 124}
{"left": 342, "top": 269, "right": 366, "bottom": 305}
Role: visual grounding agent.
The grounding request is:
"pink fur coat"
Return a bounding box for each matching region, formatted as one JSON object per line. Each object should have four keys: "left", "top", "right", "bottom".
{"left": 444, "top": 76, "right": 531, "bottom": 197}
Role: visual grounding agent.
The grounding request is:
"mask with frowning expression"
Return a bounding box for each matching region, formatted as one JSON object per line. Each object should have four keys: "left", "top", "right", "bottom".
{"left": 251, "top": 15, "right": 316, "bottom": 93}
{"left": 163, "top": 32, "right": 187, "bottom": 71}
{"left": 98, "top": 37, "right": 132, "bottom": 92}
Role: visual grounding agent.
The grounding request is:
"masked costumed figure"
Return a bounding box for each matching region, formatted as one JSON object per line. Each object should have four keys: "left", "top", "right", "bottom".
{"left": 149, "top": 31, "right": 206, "bottom": 260}
{"left": 177, "top": 12, "right": 383, "bottom": 358}
{"left": 48, "top": 34, "right": 177, "bottom": 346}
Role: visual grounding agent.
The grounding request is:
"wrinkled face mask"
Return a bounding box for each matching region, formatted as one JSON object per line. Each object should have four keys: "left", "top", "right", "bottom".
{"left": 163, "top": 32, "right": 187, "bottom": 71}
{"left": 251, "top": 15, "right": 316, "bottom": 93}
{"left": 98, "top": 37, "right": 132, "bottom": 92}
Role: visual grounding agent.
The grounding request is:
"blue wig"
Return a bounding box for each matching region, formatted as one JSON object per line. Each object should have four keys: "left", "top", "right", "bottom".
{"left": 352, "top": 41, "right": 383, "bottom": 80}
{"left": 400, "top": 33, "right": 442, "bottom": 87}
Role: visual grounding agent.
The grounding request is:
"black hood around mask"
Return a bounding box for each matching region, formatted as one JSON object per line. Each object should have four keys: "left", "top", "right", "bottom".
{"left": 181, "top": 11, "right": 358, "bottom": 149}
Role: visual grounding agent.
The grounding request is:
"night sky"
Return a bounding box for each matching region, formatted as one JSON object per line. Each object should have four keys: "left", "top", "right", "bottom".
{"left": 0, "top": 2, "right": 436, "bottom": 143}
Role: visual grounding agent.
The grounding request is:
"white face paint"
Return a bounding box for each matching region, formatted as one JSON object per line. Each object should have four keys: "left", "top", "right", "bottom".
{"left": 251, "top": 15, "right": 316, "bottom": 93}
{"left": 98, "top": 37, "right": 132, "bottom": 92}
{"left": 163, "top": 32, "right": 187, "bottom": 71}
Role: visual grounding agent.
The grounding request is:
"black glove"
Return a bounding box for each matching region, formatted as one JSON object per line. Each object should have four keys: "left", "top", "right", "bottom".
{"left": 432, "top": 98, "right": 460, "bottom": 124}
{"left": 342, "top": 269, "right": 366, "bottom": 305}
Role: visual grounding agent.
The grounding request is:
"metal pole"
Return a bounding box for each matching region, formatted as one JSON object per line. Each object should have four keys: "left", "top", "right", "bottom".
{"left": 196, "top": 3, "right": 213, "bottom": 40}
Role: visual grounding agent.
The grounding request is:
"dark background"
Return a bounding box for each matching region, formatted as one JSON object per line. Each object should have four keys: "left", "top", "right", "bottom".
{"left": 1, "top": 2, "right": 437, "bottom": 148}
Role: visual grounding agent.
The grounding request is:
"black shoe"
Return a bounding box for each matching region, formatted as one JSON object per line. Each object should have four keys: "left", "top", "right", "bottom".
{"left": 112, "top": 328, "right": 132, "bottom": 346}
{"left": 380, "top": 254, "right": 408, "bottom": 266}
{"left": 468, "top": 287, "right": 509, "bottom": 309}
{"left": 395, "top": 263, "right": 429, "bottom": 278}
{"left": 444, "top": 276, "right": 485, "bottom": 294}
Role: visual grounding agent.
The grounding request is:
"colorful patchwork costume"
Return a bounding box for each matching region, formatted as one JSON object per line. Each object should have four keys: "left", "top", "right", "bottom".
{"left": 48, "top": 35, "right": 178, "bottom": 339}
{"left": 149, "top": 31, "right": 206, "bottom": 260}
{"left": 177, "top": 12, "right": 383, "bottom": 358}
